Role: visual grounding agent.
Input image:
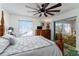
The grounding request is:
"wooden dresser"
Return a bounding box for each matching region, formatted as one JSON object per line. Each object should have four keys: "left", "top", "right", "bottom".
{"left": 36, "top": 29, "right": 51, "bottom": 40}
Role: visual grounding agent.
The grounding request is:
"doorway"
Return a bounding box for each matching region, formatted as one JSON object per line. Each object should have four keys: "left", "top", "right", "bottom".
{"left": 54, "top": 17, "right": 76, "bottom": 55}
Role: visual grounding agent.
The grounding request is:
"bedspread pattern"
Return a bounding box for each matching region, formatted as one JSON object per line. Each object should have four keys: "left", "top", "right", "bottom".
{"left": 1, "top": 36, "right": 54, "bottom": 56}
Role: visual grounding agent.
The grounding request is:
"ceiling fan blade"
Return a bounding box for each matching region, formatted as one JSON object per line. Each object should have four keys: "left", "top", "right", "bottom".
{"left": 47, "top": 10, "right": 60, "bottom": 12}
{"left": 43, "top": 3, "right": 49, "bottom": 9}
{"left": 39, "top": 13, "right": 42, "bottom": 17}
{"left": 46, "top": 12, "right": 54, "bottom": 15}
{"left": 33, "top": 12, "right": 41, "bottom": 15}
{"left": 33, "top": 13, "right": 39, "bottom": 15}
{"left": 46, "top": 3, "right": 62, "bottom": 11}
{"left": 28, "top": 10, "right": 38, "bottom": 12}
{"left": 44, "top": 12, "right": 48, "bottom": 17}
{"left": 25, "top": 5, "right": 38, "bottom": 11}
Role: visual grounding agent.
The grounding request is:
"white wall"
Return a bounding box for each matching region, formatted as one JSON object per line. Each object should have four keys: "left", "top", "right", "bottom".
{"left": 9, "top": 14, "right": 42, "bottom": 36}
{"left": 0, "top": 4, "right": 3, "bottom": 25}
{"left": 4, "top": 10, "right": 11, "bottom": 34}
{"left": 51, "top": 8, "right": 79, "bottom": 52}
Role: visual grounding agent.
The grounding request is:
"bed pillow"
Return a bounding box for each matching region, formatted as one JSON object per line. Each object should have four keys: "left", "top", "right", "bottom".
{"left": 2, "top": 34, "right": 13, "bottom": 39}
{"left": 2, "top": 34, "right": 15, "bottom": 45}
{"left": 0, "top": 37, "right": 10, "bottom": 54}
{"left": 8, "top": 37, "right": 15, "bottom": 45}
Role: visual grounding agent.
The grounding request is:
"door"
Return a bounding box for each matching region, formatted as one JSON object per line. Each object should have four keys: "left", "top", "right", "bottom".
{"left": 54, "top": 22, "right": 64, "bottom": 54}
{"left": 54, "top": 19, "right": 76, "bottom": 55}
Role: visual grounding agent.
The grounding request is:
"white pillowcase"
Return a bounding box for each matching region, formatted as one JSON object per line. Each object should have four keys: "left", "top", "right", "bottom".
{"left": 0, "top": 37, "right": 9, "bottom": 54}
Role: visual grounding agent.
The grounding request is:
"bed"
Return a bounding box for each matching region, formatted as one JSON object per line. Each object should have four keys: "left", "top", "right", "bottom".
{"left": 0, "top": 35, "right": 62, "bottom": 56}
{"left": 0, "top": 11, "right": 62, "bottom": 56}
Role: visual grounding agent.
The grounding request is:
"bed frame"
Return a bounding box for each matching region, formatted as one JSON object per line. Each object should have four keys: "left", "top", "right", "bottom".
{"left": 0, "top": 11, "right": 4, "bottom": 36}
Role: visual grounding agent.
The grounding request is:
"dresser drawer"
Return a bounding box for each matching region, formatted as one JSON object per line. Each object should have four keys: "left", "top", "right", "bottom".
{"left": 36, "top": 30, "right": 51, "bottom": 39}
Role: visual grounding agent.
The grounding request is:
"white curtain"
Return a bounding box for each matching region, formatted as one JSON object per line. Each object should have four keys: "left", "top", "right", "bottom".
{"left": 18, "top": 20, "right": 33, "bottom": 36}
{"left": 56, "top": 23, "right": 72, "bottom": 35}
{"left": 62, "top": 23, "right": 71, "bottom": 35}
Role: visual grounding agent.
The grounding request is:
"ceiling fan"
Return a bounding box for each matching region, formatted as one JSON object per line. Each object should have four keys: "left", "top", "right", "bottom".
{"left": 25, "top": 3, "right": 62, "bottom": 17}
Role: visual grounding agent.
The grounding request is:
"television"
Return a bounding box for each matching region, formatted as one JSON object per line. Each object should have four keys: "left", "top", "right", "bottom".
{"left": 37, "top": 26, "right": 42, "bottom": 29}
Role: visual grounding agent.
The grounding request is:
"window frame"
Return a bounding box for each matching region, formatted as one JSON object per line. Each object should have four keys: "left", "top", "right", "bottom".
{"left": 18, "top": 20, "right": 33, "bottom": 36}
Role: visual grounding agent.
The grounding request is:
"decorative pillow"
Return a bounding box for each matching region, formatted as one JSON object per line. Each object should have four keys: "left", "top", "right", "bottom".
{"left": 2, "top": 34, "right": 16, "bottom": 45}
{"left": 8, "top": 37, "right": 15, "bottom": 45}
{"left": 0, "top": 37, "right": 10, "bottom": 54}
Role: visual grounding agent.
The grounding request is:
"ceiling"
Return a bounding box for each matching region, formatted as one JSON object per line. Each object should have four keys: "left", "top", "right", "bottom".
{"left": 1, "top": 3, "right": 79, "bottom": 18}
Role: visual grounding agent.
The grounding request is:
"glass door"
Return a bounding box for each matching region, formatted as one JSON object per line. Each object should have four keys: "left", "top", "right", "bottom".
{"left": 54, "top": 19, "right": 76, "bottom": 55}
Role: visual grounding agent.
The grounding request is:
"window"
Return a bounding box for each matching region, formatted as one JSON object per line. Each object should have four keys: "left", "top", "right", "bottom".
{"left": 63, "top": 23, "right": 71, "bottom": 35}
{"left": 56, "top": 23, "right": 71, "bottom": 35}
{"left": 18, "top": 20, "right": 33, "bottom": 36}
{"left": 56, "top": 23, "right": 62, "bottom": 33}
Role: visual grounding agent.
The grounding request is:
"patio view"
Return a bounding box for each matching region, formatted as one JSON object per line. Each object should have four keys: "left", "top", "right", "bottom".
{"left": 55, "top": 19, "right": 76, "bottom": 55}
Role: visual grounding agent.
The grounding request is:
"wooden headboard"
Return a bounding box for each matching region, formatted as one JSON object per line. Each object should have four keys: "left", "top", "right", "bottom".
{"left": 0, "top": 11, "right": 5, "bottom": 36}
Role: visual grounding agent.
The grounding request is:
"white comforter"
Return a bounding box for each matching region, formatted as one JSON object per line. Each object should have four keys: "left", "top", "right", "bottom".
{"left": 0, "top": 36, "right": 62, "bottom": 56}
